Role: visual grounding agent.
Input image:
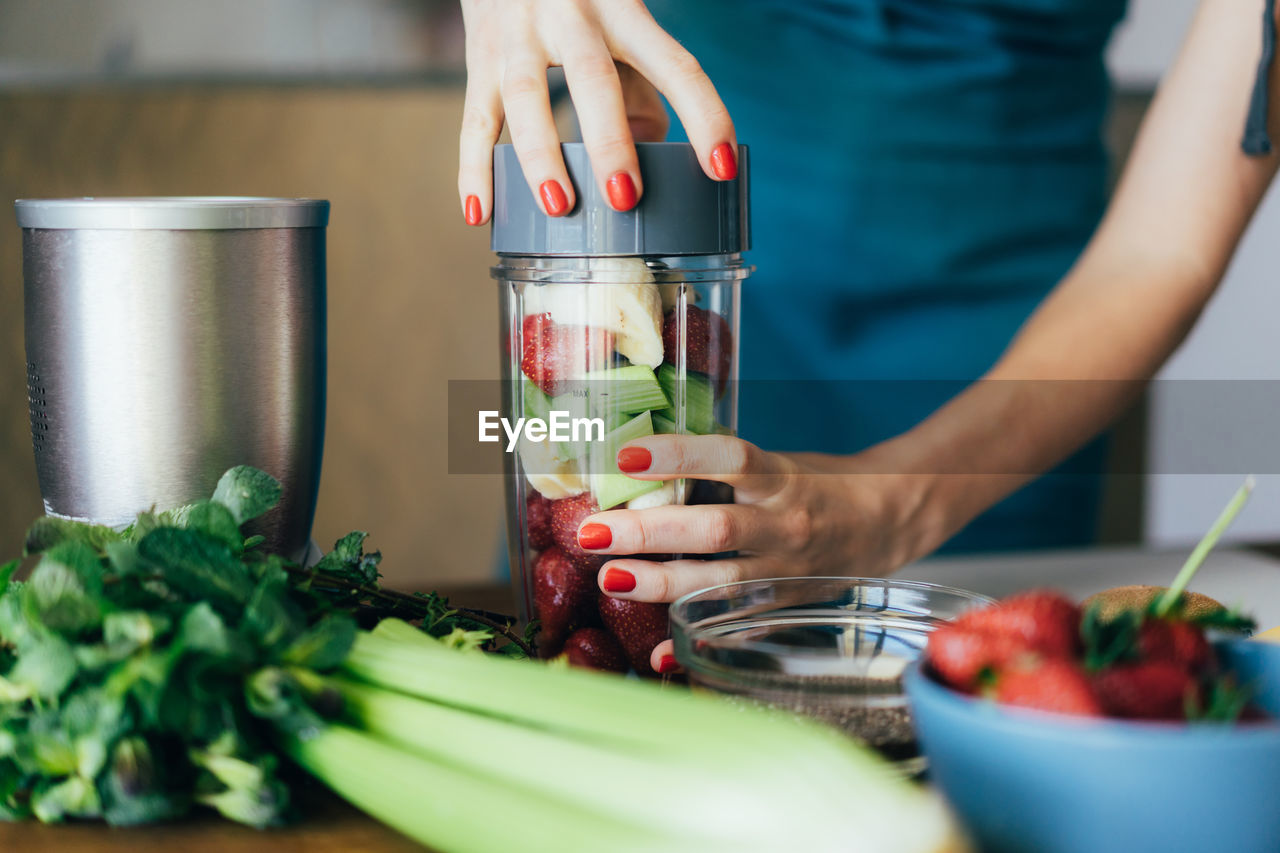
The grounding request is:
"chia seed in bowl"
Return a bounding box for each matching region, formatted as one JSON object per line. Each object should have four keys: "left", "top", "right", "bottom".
{"left": 670, "top": 577, "right": 992, "bottom": 775}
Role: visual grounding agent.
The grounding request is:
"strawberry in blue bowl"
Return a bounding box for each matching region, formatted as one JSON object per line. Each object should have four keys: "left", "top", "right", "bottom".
{"left": 905, "top": 587, "right": 1279, "bottom": 853}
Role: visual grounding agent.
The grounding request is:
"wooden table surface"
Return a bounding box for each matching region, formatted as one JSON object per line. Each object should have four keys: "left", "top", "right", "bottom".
{"left": 0, "top": 791, "right": 424, "bottom": 853}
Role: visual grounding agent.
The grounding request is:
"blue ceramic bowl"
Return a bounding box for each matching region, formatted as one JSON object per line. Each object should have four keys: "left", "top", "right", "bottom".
{"left": 904, "top": 640, "right": 1280, "bottom": 853}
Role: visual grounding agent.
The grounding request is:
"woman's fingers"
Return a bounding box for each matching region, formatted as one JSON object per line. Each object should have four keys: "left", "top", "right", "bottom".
{"left": 610, "top": 5, "right": 736, "bottom": 180}
{"left": 501, "top": 44, "right": 577, "bottom": 217}
{"left": 458, "top": 76, "right": 504, "bottom": 226}
{"left": 460, "top": 0, "right": 730, "bottom": 222}
{"left": 581, "top": 503, "right": 773, "bottom": 556}
{"left": 556, "top": 15, "right": 642, "bottom": 211}
{"left": 650, "top": 639, "right": 679, "bottom": 675}
{"left": 617, "top": 435, "right": 792, "bottom": 499}
{"left": 458, "top": 1, "right": 504, "bottom": 225}
{"left": 597, "top": 556, "right": 778, "bottom": 603}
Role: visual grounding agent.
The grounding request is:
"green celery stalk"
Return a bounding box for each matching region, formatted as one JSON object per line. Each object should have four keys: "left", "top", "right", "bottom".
{"left": 330, "top": 677, "right": 817, "bottom": 848}
{"left": 352, "top": 623, "right": 866, "bottom": 772}
{"left": 284, "top": 724, "right": 678, "bottom": 853}
{"left": 349, "top": 623, "right": 813, "bottom": 758}
{"left": 335, "top": 624, "right": 959, "bottom": 853}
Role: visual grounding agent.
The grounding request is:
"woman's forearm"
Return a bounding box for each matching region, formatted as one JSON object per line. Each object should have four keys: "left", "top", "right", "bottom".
{"left": 885, "top": 0, "right": 1280, "bottom": 548}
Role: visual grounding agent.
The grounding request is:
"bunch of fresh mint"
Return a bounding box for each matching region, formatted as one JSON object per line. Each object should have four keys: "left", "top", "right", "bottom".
{"left": 0, "top": 466, "right": 528, "bottom": 827}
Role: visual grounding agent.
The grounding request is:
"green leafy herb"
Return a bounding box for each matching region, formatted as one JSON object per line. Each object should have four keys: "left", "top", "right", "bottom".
{"left": 24, "top": 517, "right": 123, "bottom": 557}
{"left": 211, "top": 466, "right": 283, "bottom": 527}
{"left": 312, "top": 531, "right": 381, "bottom": 585}
{"left": 1081, "top": 603, "right": 1141, "bottom": 671}
{"left": 1187, "top": 675, "right": 1256, "bottom": 723}
{"left": 136, "top": 527, "right": 254, "bottom": 613}
{"left": 0, "top": 466, "right": 521, "bottom": 829}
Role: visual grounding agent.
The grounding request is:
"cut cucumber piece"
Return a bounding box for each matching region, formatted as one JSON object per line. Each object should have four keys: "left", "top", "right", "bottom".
{"left": 580, "top": 365, "right": 671, "bottom": 414}
{"left": 656, "top": 364, "right": 716, "bottom": 435}
{"left": 591, "top": 411, "right": 664, "bottom": 510}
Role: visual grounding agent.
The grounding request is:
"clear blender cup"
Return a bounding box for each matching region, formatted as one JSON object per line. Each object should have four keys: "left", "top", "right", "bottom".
{"left": 492, "top": 143, "right": 750, "bottom": 675}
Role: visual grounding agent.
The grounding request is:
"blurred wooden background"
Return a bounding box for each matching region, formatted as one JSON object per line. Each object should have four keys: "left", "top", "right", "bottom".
{"left": 0, "top": 87, "right": 505, "bottom": 588}
{"left": 0, "top": 86, "right": 1155, "bottom": 592}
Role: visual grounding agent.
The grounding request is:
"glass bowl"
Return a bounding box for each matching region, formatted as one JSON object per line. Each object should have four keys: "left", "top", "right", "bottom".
{"left": 670, "top": 577, "right": 993, "bottom": 775}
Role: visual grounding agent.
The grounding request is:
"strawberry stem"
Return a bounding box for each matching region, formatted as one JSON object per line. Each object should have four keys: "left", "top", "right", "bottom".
{"left": 1155, "top": 476, "right": 1255, "bottom": 618}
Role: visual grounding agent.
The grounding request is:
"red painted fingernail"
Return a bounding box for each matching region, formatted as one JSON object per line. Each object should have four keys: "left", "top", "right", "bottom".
{"left": 602, "top": 567, "right": 636, "bottom": 593}
{"left": 577, "top": 523, "right": 612, "bottom": 550}
{"left": 657, "top": 654, "right": 679, "bottom": 674}
{"left": 617, "top": 447, "right": 651, "bottom": 473}
{"left": 606, "top": 171, "right": 637, "bottom": 211}
{"left": 464, "top": 194, "right": 482, "bottom": 226}
{"left": 710, "top": 143, "right": 738, "bottom": 180}
{"left": 540, "top": 180, "right": 569, "bottom": 216}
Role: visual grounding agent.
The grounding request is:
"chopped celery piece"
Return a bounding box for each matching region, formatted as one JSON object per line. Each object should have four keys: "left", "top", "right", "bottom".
{"left": 548, "top": 392, "right": 629, "bottom": 432}
{"left": 547, "top": 392, "right": 626, "bottom": 462}
{"left": 654, "top": 414, "right": 731, "bottom": 436}
{"left": 591, "top": 412, "right": 663, "bottom": 509}
{"left": 579, "top": 365, "right": 671, "bottom": 414}
{"left": 656, "top": 363, "right": 715, "bottom": 435}
{"left": 594, "top": 474, "right": 662, "bottom": 510}
{"left": 651, "top": 413, "right": 678, "bottom": 434}
{"left": 546, "top": 366, "right": 667, "bottom": 462}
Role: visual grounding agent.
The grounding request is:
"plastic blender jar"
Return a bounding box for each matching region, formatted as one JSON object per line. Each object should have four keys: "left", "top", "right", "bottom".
{"left": 491, "top": 142, "right": 750, "bottom": 672}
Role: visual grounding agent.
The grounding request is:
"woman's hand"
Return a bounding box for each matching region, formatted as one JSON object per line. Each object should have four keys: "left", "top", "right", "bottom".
{"left": 458, "top": 0, "right": 737, "bottom": 224}
{"left": 573, "top": 434, "right": 946, "bottom": 669}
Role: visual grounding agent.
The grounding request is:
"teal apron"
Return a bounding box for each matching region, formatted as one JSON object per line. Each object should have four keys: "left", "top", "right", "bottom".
{"left": 648, "top": 0, "right": 1128, "bottom": 550}
{"left": 644, "top": 0, "right": 1279, "bottom": 551}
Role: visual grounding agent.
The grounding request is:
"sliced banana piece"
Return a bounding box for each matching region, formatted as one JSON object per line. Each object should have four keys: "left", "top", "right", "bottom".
{"left": 521, "top": 258, "right": 664, "bottom": 368}
{"left": 625, "top": 480, "right": 679, "bottom": 510}
{"left": 519, "top": 435, "right": 587, "bottom": 499}
{"left": 659, "top": 282, "right": 699, "bottom": 312}
{"left": 607, "top": 284, "right": 663, "bottom": 367}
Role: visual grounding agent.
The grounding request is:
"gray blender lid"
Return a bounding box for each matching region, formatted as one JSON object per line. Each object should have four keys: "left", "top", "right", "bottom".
{"left": 491, "top": 142, "right": 749, "bottom": 256}
{"left": 14, "top": 197, "right": 330, "bottom": 230}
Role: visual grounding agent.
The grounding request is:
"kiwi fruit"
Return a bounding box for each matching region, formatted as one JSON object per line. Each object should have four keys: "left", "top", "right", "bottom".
{"left": 1082, "top": 584, "right": 1226, "bottom": 622}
